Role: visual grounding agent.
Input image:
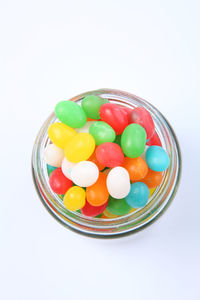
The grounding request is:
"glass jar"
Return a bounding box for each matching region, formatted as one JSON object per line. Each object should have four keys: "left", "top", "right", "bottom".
{"left": 32, "top": 89, "right": 181, "bottom": 238}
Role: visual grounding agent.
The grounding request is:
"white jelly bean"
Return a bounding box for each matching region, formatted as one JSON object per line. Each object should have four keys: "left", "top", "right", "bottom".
{"left": 71, "top": 161, "right": 99, "bottom": 187}
{"left": 43, "top": 144, "right": 64, "bottom": 167}
{"left": 106, "top": 167, "right": 131, "bottom": 199}
{"left": 76, "top": 121, "right": 96, "bottom": 133}
{"left": 61, "top": 157, "right": 76, "bottom": 180}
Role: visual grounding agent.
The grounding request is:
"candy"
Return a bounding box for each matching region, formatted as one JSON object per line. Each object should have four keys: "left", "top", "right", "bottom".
{"left": 47, "top": 164, "right": 57, "bottom": 176}
{"left": 114, "top": 134, "right": 121, "bottom": 146}
{"left": 86, "top": 172, "right": 109, "bottom": 206}
{"left": 63, "top": 186, "right": 86, "bottom": 211}
{"left": 130, "top": 107, "right": 155, "bottom": 140}
{"left": 55, "top": 101, "right": 87, "bottom": 128}
{"left": 49, "top": 168, "right": 73, "bottom": 194}
{"left": 122, "top": 157, "right": 148, "bottom": 182}
{"left": 149, "top": 188, "right": 156, "bottom": 197}
{"left": 121, "top": 124, "right": 146, "bottom": 158}
{"left": 120, "top": 106, "right": 132, "bottom": 123}
{"left": 96, "top": 143, "right": 124, "bottom": 168}
{"left": 107, "top": 196, "right": 132, "bottom": 215}
{"left": 141, "top": 169, "right": 163, "bottom": 188}
{"left": 103, "top": 209, "right": 118, "bottom": 218}
{"left": 88, "top": 149, "right": 105, "bottom": 171}
{"left": 106, "top": 167, "right": 131, "bottom": 199}
{"left": 99, "top": 103, "right": 129, "bottom": 134}
{"left": 61, "top": 157, "right": 76, "bottom": 180}
{"left": 65, "top": 133, "right": 95, "bottom": 163}
{"left": 126, "top": 182, "right": 149, "bottom": 208}
{"left": 71, "top": 161, "right": 99, "bottom": 187}
{"left": 44, "top": 144, "right": 64, "bottom": 167}
{"left": 81, "top": 199, "right": 108, "bottom": 217}
{"left": 89, "top": 121, "right": 116, "bottom": 145}
{"left": 48, "top": 122, "right": 77, "bottom": 149}
{"left": 146, "top": 146, "right": 170, "bottom": 172}
{"left": 146, "top": 131, "right": 162, "bottom": 146}
{"left": 76, "top": 121, "right": 96, "bottom": 133}
{"left": 81, "top": 95, "right": 109, "bottom": 119}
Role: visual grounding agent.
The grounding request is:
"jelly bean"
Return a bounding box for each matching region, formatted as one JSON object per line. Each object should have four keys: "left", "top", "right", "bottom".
{"left": 96, "top": 142, "right": 124, "bottom": 168}
{"left": 120, "top": 106, "right": 132, "bottom": 123}
{"left": 146, "top": 131, "right": 162, "bottom": 146}
{"left": 61, "top": 157, "right": 76, "bottom": 180}
{"left": 71, "top": 161, "right": 99, "bottom": 187}
{"left": 81, "top": 95, "right": 109, "bottom": 119}
{"left": 48, "top": 122, "right": 77, "bottom": 149}
{"left": 141, "top": 169, "right": 163, "bottom": 188}
{"left": 114, "top": 134, "right": 121, "bottom": 146}
{"left": 49, "top": 168, "right": 73, "bottom": 194}
{"left": 122, "top": 157, "right": 148, "bottom": 182}
{"left": 146, "top": 146, "right": 170, "bottom": 171}
{"left": 141, "top": 145, "right": 149, "bottom": 160}
{"left": 88, "top": 149, "right": 105, "bottom": 171}
{"left": 55, "top": 101, "right": 87, "bottom": 128}
{"left": 126, "top": 182, "right": 149, "bottom": 208}
{"left": 65, "top": 133, "right": 95, "bottom": 163}
{"left": 107, "top": 167, "right": 131, "bottom": 199}
{"left": 149, "top": 188, "right": 156, "bottom": 197}
{"left": 43, "top": 144, "right": 64, "bottom": 167}
{"left": 103, "top": 209, "right": 118, "bottom": 218}
{"left": 89, "top": 121, "right": 116, "bottom": 145}
{"left": 130, "top": 107, "right": 155, "bottom": 140}
{"left": 121, "top": 124, "right": 146, "bottom": 158}
{"left": 76, "top": 121, "right": 96, "bottom": 133}
{"left": 99, "top": 103, "right": 129, "bottom": 134}
{"left": 107, "top": 196, "right": 132, "bottom": 215}
{"left": 81, "top": 199, "right": 108, "bottom": 217}
{"left": 102, "top": 168, "right": 111, "bottom": 175}
{"left": 86, "top": 172, "right": 109, "bottom": 206}
{"left": 47, "top": 164, "right": 57, "bottom": 176}
{"left": 63, "top": 186, "right": 86, "bottom": 211}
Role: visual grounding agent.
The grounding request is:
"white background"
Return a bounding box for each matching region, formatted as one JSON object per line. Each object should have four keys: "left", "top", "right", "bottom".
{"left": 1, "top": 1, "right": 200, "bottom": 299}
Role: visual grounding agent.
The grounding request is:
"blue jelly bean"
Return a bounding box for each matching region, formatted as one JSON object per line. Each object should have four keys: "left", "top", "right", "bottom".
{"left": 47, "top": 164, "right": 57, "bottom": 176}
{"left": 126, "top": 182, "right": 149, "bottom": 208}
{"left": 145, "top": 146, "right": 170, "bottom": 172}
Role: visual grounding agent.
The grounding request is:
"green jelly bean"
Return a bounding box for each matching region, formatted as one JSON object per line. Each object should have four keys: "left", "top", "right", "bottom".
{"left": 81, "top": 95, "right": 109, "bottom": 119}
{"left": 114, "top": 134, "right": 121, "bottom": 146}
{"left": 47, "top": 164, "right": 57, "bottom": 176}
{"left": 89, "top": 121, "right": 116, "bottom": 145}
{"left": 55, "top": 101, "right": 87, "bottom": 128}
{"left": 107, "top": 196, "right": 132, "bottom": 215}
{"left": 121, "top": 124, "right": 146, "bottom": 158}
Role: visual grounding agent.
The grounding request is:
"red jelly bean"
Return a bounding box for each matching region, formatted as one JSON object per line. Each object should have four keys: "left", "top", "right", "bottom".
{"left": 49, "top": 168, "right": 73, "bottom": 194}
{"left": 96, "top": 142, "right": 124, "bottom": 168}
{"left": 146, "top": 131, "right": 162, "bottom": 146}
{"left": 81, "top": 199, "right": 108, "bottom": 217}
{"left": 130, "top": 107, "right": 155, "bottom": 139}
{"left": 120, "top": 107, "right": 132, "bottom": 123}
{"left": 99, "top": 103, "right": 129, "bottom": 134}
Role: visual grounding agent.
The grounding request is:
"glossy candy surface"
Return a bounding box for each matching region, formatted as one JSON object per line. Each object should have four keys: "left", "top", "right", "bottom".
{"left": 61, "top": 157, "right": 76, "bottom": 180}
{"left": 86, "top": 172, "right": 109, "bottom": 206}
{"left": 141, "top": 169, "right": 163, "bottom": 188}
{"left": 44, "top": 144, "right": 64, "bottom": 167}
{"left": 100, "top": 103, "right": 129, "bottom": 134}
{"left": 126, "top": 182, "right": 149, "bottom": 208}
{"left": 146, "top": 146, "right": 170, "bottom": 172}
{"left": 63, "top": 186, "right": 86, "bottom": 211}
{"left": 107, "top": 196, "right": 132, "bottom": 215}
{"left": 122, "top": 157, "right": 148, "bottom": 182}
{"left": 55, "top": 101, "right": 87, "bottom": 128}
{"left": 106, "top": 167, "right": 131, "bottom": 199}
{"left": 48, "top": 122, "right": 77, "bottom": 148}
{"left": 47, "top": 164, "right": 57, "bottom": 176}
{"left": 49, "top": 168, "right": 73, "bottom": 194}
{"left": 71, "top": 161, "right": 99, "bottom": 187}
{"left": 81, "top": 199, "right": 108, "bottom": 217}
{"left": 89, "top": 121, "right": 116, "bottom": 145}
{"left": 130, "top": 107, "right": 155, "bottom": 140}
{"left": 121, "top": 124, "right": 146, "bottom": 158}
{"left": 65, "top": 133, "right": 95, "bottom": 163}
{"left": 96, "top": 142, "right": 124, "bottom": 168}
{"left": 88, "top": 149, "right": 105, "bottom": 171}
{"left": 81, "top": 95, "right": 109, "bottom": 119}
{"left": 76, "top": 121, "right": 96, "bottom": 133}
{"left": 146, "top": 131, "right": 162, "bottom": 146}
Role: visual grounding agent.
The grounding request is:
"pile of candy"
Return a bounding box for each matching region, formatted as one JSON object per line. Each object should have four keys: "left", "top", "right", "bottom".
{"left": 44, "top": 95, "right": 170, "bottom": 218}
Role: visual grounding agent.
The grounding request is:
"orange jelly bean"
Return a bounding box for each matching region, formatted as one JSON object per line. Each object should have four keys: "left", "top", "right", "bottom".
{"left": 141, "top": 169, "right": 163, "bottom": 188}
{"left": 86, "top": 172, "right": 109, "bottom": 206}
{"left": 88, "top": 148, "right": 105, "bottom": 171}
{"left": 122, "top": 157, "right": 148, "bottom": 182}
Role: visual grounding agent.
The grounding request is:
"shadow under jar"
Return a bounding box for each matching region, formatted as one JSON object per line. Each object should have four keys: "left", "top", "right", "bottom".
{"left": 32, "top": 89, "right": 181, "bottom": 238}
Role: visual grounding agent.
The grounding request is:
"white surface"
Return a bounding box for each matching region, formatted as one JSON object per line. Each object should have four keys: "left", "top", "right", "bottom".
{"left": 0, "top": 1, "right": 200, "bottom": 299}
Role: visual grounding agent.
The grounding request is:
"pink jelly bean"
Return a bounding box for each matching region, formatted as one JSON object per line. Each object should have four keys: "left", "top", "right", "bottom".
{"left": 130, "top": 107, "right": 155, "bottom": 140}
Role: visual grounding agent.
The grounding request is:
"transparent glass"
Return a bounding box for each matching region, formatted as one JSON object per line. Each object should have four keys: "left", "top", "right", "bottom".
{"left": 32, "top": 89, "right": 181, "bottom": 238}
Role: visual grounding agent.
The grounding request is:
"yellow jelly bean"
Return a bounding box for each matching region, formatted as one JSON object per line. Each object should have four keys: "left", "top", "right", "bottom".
{"left": 103, "top": 209, "right": 118, "bottom": 219}
{"left": 48, "top": 122, "right": 77, "bottom": 149}
{"left": 149, "top": 188, "right": 156, "bottom": 197}
{"left": 129, "top": 207, "right": 137, "bottom": 213}
{"left": 63, "top": 186, "right": 86, "bottom": 211}
{"left": 65, "top": 133, "right": 95, "bottom": 163}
